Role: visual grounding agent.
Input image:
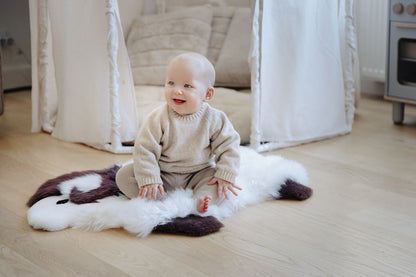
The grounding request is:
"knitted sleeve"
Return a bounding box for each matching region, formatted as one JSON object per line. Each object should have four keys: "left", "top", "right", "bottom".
{"left": 133, "top": 108, "right": 164, "bottom": 187}
{"left": 210, "top": 111, "right": 240, "bottom": 184}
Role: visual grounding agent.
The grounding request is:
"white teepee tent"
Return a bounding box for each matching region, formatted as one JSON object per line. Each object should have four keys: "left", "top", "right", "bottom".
{"left": 29, "top": 0, "right": 358, "bottom": 153}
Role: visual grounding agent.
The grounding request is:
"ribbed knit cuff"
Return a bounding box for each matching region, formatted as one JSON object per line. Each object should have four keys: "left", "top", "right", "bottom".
{"left": 137, "top": 176, "right": 163, "bottom": 188}
{"left": 214, "top": 169, "right": 237, "bottom": 184}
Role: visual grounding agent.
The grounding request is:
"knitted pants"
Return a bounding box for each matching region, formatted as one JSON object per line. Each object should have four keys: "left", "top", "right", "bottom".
{"left": 116, "top": 164, "right": 224, "bottom": 205}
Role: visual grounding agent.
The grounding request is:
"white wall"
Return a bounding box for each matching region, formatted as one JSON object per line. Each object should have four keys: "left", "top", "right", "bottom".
{"left": 0, "top": 0, "right": 31, "bottom": 90}
{"left": 356, "top": 0, "right": 388, "bottom": 95}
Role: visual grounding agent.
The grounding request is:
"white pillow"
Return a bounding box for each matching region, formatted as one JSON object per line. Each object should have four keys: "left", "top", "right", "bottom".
{"left": 127, "top": 6, "right": 213, "bottom": 86}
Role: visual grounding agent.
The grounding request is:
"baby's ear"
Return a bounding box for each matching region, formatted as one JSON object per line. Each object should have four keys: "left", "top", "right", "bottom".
{"left": 205, "top": 87, "right": 214, "bottom": 101}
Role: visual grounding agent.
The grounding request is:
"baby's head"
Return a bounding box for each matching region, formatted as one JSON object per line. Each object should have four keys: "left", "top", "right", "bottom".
{"left": 164, "top": 52, "right": 215, "bottom": 115}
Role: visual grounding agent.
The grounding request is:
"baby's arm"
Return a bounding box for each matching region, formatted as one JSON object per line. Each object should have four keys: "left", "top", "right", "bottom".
{"left": 210, "top": 112, "right": 241, "bottom": 192}
{"left": 139, "top": 183, "right": 165, "bottom": 201}
{"left": 133, "top": 107, "right": 165, "bottom": 194}
{"left": 207, "top": 177, "right": 242, "bottom": 200}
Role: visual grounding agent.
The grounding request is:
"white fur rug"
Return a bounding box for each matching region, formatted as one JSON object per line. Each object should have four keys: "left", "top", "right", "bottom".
{"left": 27, "top": 147, "right": 310, "bottom": 237}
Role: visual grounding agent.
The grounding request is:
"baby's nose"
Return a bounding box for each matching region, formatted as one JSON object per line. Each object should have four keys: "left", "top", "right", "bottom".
{"left": 174, "top": 88, "right": 183, "bottom": 95}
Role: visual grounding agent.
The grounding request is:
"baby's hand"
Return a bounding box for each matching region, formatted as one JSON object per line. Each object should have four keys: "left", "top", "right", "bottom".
{"left": 139, "top": 183, "right": 164, "bottom": 201}
{"left": 207, "top": 178, "right": 242, "bottom": 200}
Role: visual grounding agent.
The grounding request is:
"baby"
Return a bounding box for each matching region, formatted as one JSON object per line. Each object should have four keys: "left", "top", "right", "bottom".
{"left": 116, "top": 52, "right": 241, "bottom": 213}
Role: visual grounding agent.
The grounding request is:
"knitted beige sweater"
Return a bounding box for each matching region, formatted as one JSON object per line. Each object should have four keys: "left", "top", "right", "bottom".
{"left": 133, "top": 103, "right": 240, "bottom": 188}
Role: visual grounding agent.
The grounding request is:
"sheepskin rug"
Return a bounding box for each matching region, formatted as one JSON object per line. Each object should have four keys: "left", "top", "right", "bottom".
{"left": 27, "top": 147, "right": 312, "bottom": 237}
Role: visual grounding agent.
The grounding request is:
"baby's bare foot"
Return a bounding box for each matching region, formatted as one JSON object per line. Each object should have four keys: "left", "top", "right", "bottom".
{"left": 197, "top": 196, "right": 212, "bottom": 213}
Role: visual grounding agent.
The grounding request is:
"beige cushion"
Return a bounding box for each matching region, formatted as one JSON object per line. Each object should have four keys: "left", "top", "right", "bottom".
{"left": 127, "top": 6, "right": 213, "bottom": 86}
{"left": 206, "top": 7, "right": 236, "bottom": 65}
{"left": 160, "top": 0, "right": 251, "bottom": 11}
{"left": 166, "top": 5, "right": 236, "bottom": 66}
{"left": 214, "top": 7, "right": 252, "bottom": 88}
{"left": 165, "top": 5, "right": 252, "bottom": 88}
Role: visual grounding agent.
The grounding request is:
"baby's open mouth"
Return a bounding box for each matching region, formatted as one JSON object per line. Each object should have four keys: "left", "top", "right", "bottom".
{"left": 173, "top": 99, "right": 186, "bottom": 105}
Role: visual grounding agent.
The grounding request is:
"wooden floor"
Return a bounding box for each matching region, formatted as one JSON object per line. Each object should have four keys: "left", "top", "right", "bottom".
{"left": 1, "top": 90, "right": 415, "bottom": 276}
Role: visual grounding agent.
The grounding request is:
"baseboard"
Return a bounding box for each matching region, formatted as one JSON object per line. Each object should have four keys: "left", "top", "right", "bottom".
{"left": 360, "top": 78, "right": 385, "bottom": 96}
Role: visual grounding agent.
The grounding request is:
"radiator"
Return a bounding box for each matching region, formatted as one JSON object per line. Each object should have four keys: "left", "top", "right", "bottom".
{"left": 356, "top": 0, "right": 388, "bottom": 82}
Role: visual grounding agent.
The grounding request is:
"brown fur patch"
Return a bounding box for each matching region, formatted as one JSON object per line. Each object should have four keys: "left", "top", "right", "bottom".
{"left": 153, "top": 215, "right": 224, "bottom": 236}
{"left": 277, "top": 179, "right": 312, "bottom": 200}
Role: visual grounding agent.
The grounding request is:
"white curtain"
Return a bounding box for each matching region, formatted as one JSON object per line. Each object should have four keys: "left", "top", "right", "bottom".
{"left": 250, "top": 0, "right": 356, "bottom": 151}
{"left": 30, "top": 0, "right": 138, "bottom": 153}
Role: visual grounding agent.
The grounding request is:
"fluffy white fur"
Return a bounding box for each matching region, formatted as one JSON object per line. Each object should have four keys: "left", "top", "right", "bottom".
{"left": 27, "top": 147, "right": 309, "bottom": 237}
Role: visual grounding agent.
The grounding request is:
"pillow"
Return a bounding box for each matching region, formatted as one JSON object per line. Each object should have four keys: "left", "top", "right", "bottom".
{"left": 165, "top": 5, "right": 236, "bottom": 65}
{"left": 160, "top": 0, "right": 252, "bottom": 11}
{"left": 164, "top": 4, "right": 252, "bottom": 88}
{"left": 127, "top": 6, "right": 213, "bottom": 86}
{"left": 214, "top": 7, "right": 252, "bottom": 88}
{"left": 204, "top": 7, "right": 236, "bottom": 65}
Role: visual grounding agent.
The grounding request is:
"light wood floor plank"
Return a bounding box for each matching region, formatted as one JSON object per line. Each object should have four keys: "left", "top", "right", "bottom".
{"left": 0, "top": 206, "right": 129, "bottom": 276}
{"left": 0, "top": 243, "right": 50, "bottom": 277}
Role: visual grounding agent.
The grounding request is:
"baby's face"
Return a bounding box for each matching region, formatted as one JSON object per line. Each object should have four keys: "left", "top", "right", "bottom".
{"left": 164, "top": 58, "right": 211, "bottom": 115}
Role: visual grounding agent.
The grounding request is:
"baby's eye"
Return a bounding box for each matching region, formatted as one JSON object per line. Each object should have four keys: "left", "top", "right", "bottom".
{"left": 167, "top": 81, "right": 175, "bottom": 86}
{"left": 184, "top": 84, "right": 192, "bottom": 88}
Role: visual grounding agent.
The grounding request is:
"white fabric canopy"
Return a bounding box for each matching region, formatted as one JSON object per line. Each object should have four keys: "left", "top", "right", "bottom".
{"left": 30, "top": 0, "right": 357, "bottom": 153}
{"left": 30, "top": 0, "right": 138, "bottom": 153}
{"left": 250, "top": 0, "right": 356, "bottom": 151}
